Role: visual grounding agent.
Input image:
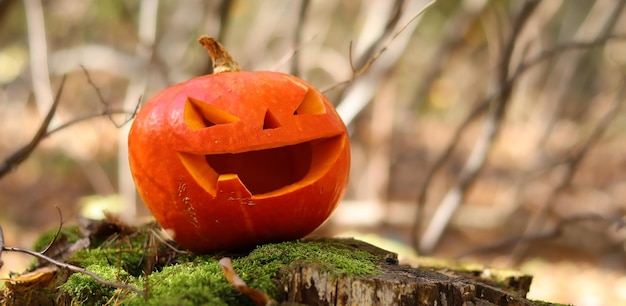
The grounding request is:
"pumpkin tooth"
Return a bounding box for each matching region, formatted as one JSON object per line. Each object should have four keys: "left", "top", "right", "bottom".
{"left": 216, "top": 174, "right": 253, "bottom": 199}
{"left": 205, "top": 141, "right": 312, "bottom": 195}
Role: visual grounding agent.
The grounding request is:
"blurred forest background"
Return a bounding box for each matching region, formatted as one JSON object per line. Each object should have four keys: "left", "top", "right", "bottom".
{"left": 1, "top": 0, "right": 626, "bottom": 304}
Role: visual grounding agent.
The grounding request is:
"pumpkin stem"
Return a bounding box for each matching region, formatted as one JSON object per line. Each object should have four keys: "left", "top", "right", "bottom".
{"left": 198, "top": 35, "right": 242, "bottom": 73}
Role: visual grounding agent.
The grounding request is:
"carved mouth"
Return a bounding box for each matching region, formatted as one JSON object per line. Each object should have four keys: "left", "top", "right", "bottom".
{"left": 178, "top": 135, "right": 344, "bottom": 197}
{"left": 177, "top": 91, "right": 344, "bottom": 197}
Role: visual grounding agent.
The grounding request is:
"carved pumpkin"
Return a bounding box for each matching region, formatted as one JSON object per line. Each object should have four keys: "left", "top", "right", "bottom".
{"left": 128, "top": 36, "right": 350, "bottom": 252}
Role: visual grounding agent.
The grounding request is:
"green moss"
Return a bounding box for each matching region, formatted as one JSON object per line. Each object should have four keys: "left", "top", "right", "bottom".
{"left": 58, "top": 239, "right": 381, "bottom": 305}
{"left": 31, "top": 226, "right": 82, "bottom": 252}
{"left": 128, "top": 262, "right": 242, "bottom": 306}
{"left": 238, "top": 240, "right": 380, "bottom": 297}
{"left": 69, "top": 247, "right": 145, "bottom": 277}
{"left": 61, "top": 264, "right": 130, "bottom": 306}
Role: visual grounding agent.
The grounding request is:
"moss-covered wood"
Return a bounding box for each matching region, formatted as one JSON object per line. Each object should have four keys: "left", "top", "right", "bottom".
{"left": 1, "top": 220, "right": 556, "bottom": 305}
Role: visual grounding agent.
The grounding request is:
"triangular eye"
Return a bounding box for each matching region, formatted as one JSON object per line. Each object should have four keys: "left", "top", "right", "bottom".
{"left": 263, "top": 109, "right": 281, "bottom": 130}
{"left": 293, "top": 88, "right": 326, "bottom": 115}
{"left": 184, "top": 97, "right": 240, "bottom": 130}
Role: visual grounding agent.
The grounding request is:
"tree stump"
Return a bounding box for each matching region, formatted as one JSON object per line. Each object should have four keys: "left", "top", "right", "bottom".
{"left": 280, "top": 238, "right": 535, "bottom": 306}
{"left": 1, "top": 221, "right": 545, "bottom": 305}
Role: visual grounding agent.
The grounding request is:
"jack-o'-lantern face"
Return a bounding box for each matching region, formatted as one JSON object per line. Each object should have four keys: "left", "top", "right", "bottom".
{"left": 175, "top": 72, "right": 347, "bottom": 199}
{"left": 128, "top": 70, "right": 350, "bottom": 253}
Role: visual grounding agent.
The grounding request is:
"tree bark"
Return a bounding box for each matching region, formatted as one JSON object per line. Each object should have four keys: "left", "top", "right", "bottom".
{"left": 280, "top": 238, "right": 535, "bottom": 306}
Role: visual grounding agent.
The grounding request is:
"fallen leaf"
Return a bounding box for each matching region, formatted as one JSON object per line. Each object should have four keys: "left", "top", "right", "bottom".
{"left": 219, "top": 257, "right": 272, "bottom": 306}
{"left": 4, "top": 266, "right": 58, "bottom": 287}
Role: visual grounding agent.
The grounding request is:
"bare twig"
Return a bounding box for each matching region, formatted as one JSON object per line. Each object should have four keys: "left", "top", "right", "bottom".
{"left": 0, "top": 75, "right": 66, "bottom": 178}
{"left": 353, "top": 0, "right": 405, "bottom": 70}
{"left": 0, "top": 106, "right": 136, "bottom": 180}
{"left": 322, "top": 0, "right": 437, "bottom": 94}
{"left": 1, "top": 245, "right": 145, "bottom": 297}
{"left": 39, "top": 206, "right": 65, "bottom": 254}
{"left": 1, "top": 212, "right": 144, "bottom": 296}
{"left": 46, "top": 109, "right": 139, "bottom": 136}
{"left": 348, "top": 41, "right": 356, "bottom": 73}
{"left": 334, "top": 0, "right": 437, "bottom": 130}
{"left": 81, "top": 66, "right": 107, "bottom": 106}
{"left": 417, "top": 1, "right": 541, "bottom": 254}
{"left": 81, "top": 65, "right": 141, "bottom": 128}
{"left": 80, "top": 66, "right": 128, "bottom": 122}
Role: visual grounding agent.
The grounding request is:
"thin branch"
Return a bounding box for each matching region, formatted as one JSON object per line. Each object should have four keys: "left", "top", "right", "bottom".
{"left": 348, "top": 41, "right": 356, "bottom": 73}
{"left": 0, "top": 107, "right": 136, "bottom": 180}
{"left": 39, "top": 206, "right": 65, "bottom": 254}
{"left": 47, "top": 109, "right": 138, "bottom": 136}
{"left": 81, "top": 66, "right": 108, "bottom": 106}
{"left": 322, "top": 0, "right": 437, "bottom": 94}
{"left": 1, "top": 245, "right": 145, "bottom": 297}
{"left": 0, "top": 75, "right": 66, "bottom": 178}
{"left": 1, "top": 210, "right": 143, "bottom": 296}
{"left": 80, "top": 65, "right": 140, "bottom": 128}
{"left": 353, "top": 0, "right": 405, "bottom": 70}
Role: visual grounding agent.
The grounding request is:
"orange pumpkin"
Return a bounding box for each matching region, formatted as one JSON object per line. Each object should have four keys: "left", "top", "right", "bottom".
{"left": 128, "top": 36, "right": 350, "bottom": 252}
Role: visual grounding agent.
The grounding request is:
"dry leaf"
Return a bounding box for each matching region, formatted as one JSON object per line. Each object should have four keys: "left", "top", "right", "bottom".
{"left": 4, "top": 266, "right": 58, "bottom": 287}
{"left": 219, "top": 257, "right": 272, "bottom": 306}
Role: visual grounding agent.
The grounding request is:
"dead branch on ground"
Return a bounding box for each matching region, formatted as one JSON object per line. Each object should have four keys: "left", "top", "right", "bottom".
{"left": 0, "top": 215, "right": 146, "bottom": 297}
